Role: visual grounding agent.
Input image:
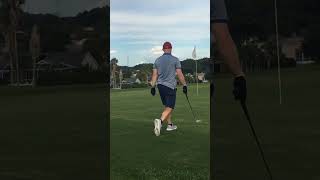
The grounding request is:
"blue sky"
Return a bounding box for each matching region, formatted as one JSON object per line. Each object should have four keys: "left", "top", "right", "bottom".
{"left": 110, "top": 0, "right": 210, "bottom": 66}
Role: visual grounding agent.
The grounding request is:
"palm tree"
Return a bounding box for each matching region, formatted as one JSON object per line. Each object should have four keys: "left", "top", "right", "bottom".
{"left": 0, "top": 0, "right": 13, "bottom": 83}
{"left": 0, "top": 0, "right": 25, "bottom": 85}
{"left": 30, "top": 24, "right": 40, "bottom": 87}
{"left": 110, "top": 58, "right": 118, "bottom": 88}
{"left": 119, "top": 69, "right": 123, "bottom": 89}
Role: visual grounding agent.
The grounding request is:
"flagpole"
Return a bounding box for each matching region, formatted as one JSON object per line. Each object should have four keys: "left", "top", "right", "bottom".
{"left": 196, "top": 59, "right": 198, "bottom": 96}
{"left": 193, "top": 46, "right": 199, "bottom": 96}
{"left": 274, "top": 0, "right": 282, "bottom": 104}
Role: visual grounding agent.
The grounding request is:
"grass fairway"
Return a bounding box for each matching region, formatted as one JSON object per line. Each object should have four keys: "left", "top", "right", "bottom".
{"left": 213, "top": 64, "right": 320, "bottom": 180}
{"left": 0, "top": 85, "right": 107, "bottom": 180}
{"left": 0, "top": 64, "right": 319, "bottom": 180}
{"left": 111, "top": 84, "right": 210, "bottom": 180}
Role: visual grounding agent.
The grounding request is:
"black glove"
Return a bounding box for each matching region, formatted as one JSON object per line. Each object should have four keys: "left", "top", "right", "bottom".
{"left": 233, "top": 76, "right": 247, "bottom": 101}
{"left": 210, "top": 82, "right": 215, "bottom": 97}
{"left": 151, "top": 87, "right": 156, "bottom": 96}
{"left": 183, "top": 85, "right": 188, "bottom": 95}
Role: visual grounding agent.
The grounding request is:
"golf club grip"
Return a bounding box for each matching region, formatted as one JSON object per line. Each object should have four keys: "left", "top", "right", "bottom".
{"left": 240, "top": 101, "right": 273, "bottom": 180}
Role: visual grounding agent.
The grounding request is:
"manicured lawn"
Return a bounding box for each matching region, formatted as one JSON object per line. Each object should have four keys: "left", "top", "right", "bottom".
{"left": 212, "top": 64, "right": 320, "bottom": 180}
{"left": 111, "top": 84, "right": 210, "bottom": 180}
{"left": 0, "top": 84, "right": 108, "bottom": 180}
{"left": 0, "top": 64, "right": 319, "bottom": 180}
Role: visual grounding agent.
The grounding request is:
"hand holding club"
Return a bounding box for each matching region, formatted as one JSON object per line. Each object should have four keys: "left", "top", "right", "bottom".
{"left": 183, "top": 85, "right": 188, "bottom": 95}
{"left": 233, "top": 76, "right": 247, "bottom": 102}
{"left": 151, "top": 87, "right": 156, "bottom": 96}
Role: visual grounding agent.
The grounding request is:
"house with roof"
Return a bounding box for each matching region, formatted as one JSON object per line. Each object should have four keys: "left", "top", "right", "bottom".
{"left": 280, "top": 35, "right": 304, "bottom": 61}
{"left": 122, "top": 77, "right": 141, "bottom": 84}
{"left": 36, "top": 51, "right": 100, "bottom": 72}
{"left": 197, "top": 72, "right": 206, "bottom": 82}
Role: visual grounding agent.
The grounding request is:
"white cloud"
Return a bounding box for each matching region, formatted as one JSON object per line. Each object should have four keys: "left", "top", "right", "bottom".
{"left": 126, "top": 41, "right": 160, "bottom": 45}
{"left": 110, "top": 5, "right": 210, "bottom": 44}
{"left": 110, "top": 50, "right": 117, "bottom": 54}
{"left": 110, "top": 11, "right": 209, "bottom": 27}
{"left": 111, "top": 0, "right": 208, "bottom": 10}
{"left": 110, "top": 0, "right": 210, "bottom": 66}
{"left": 151, "top": 46, "right": 163, "bottom": 55}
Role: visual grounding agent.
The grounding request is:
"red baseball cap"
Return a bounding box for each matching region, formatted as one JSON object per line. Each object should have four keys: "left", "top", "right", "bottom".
{"left": 163, "top": 42, "right": 172, "bottom": 49}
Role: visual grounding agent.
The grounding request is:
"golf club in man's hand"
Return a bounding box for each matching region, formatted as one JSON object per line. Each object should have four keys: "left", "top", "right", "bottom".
{"left": 233, "top": 76, "right": 247, "bottom": 101}
{"left": 183, "top": 85, "right": 187, "bottom": 95}
{"left": 151, "top": 87, "right": 156, "bottom": 96}
{"left": 234, "top": 76, "right": 274, "bottom": 180}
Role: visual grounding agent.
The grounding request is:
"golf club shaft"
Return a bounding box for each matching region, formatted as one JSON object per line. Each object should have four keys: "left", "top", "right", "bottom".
{"left": 240, "top": 100, "right": 273, "bottom": 180}
{"left": 185, "top": 94, "right": 197, "bottom": 121}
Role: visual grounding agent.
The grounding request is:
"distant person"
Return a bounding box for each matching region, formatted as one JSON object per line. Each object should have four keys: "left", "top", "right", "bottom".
{"left": 212, "top": 0, "right": 247, "bottom": 101}
{"left": 150, "top": 42, "right": 188, "bottom": 136}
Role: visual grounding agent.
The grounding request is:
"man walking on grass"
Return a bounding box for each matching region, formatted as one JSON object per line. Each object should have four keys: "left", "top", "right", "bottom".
{"left": 150, "top": 42, "right": 188, "bottom": 136}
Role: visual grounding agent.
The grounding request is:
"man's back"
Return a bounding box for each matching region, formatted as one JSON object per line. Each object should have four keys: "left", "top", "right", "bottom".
{"left": 154, "top": 53, "right": 181, "bottom": 89}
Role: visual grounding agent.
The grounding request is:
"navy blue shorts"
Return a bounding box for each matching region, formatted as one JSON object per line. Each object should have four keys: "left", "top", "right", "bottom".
{"left": 157, "top": 84, "right": 177, "bottom": 109}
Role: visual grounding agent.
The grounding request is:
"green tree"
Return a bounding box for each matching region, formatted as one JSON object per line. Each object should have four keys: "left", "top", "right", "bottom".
{"left": 303, "top": 24, "right": 320, "bottom": 62}
{"left": 136, "top": 71, "right": 147, "bottom": 82}
{"left": 239, "top": 39, "right": 268, "bottom": 72}
{"left": 83, "top": 36, "right": 109, "bottom": 66}
{"left": 110, "top": 58, "right": 118, "bottom": 88}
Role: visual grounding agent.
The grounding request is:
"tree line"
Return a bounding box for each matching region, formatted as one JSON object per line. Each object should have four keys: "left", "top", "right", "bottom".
{"left": 226, "top": 0, "right": 320, "bottom": 62}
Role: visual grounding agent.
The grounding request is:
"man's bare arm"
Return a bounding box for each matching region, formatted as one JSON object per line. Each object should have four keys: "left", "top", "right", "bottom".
{"left": 150, "top": 69, "right": 158, "bottom": 87}
{"left": 176, "top": 69, "right": 187, "bottom": 86}
{"left": 212, "top": 23, "right": 244, "bottom": 77}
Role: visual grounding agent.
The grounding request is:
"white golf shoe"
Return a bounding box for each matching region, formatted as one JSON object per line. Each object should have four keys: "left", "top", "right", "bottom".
{"left": 154, "top": 119, "right": 162, "bottom": 136}
{"left": 166, "top": 124, "right": 178, "bottom": 131}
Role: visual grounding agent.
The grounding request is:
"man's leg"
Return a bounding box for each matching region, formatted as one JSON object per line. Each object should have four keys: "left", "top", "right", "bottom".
{"left": 167, "top": 113, "right": 172, "bottom": 124}
{"left": 160, "top": 107, "right": 173, "bottom": 122}
{"left": 154, "top": 85, "right": 178, "bottom": 136}
{"left": 154, "top": 107, "right": 172, "bottom": 136}
{"left": 162, "top": 107, "right": 178, "bottom": 131}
